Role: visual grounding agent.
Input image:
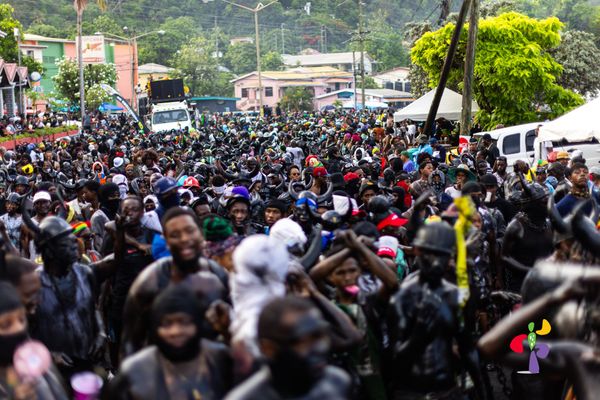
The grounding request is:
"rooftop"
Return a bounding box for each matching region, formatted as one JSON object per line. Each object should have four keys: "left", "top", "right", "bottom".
{"left": 283, "top": 51, "right": 373, "bottom": 67}
{"left": 316, "top": 88, "right": 413, "bottom": 100}
{"left": 138, "top": 63, "right": 174, "bottom": 74}
{"left": 231, "top": 66, "right": 352, "bottom": 83}
{"left": 24, "top": 33, "right": 75, "bottom": 43}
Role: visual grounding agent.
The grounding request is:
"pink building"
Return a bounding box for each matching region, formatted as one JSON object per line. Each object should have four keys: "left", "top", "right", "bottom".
{"left": 231, "top": 66, "right": 353, "bottom": 111}
{"left": 23, "top": 33, "right": 138, "bottom": 108}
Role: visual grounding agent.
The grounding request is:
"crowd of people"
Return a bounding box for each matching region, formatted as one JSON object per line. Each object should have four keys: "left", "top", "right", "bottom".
{"left": 0, "top": 109, "right": 598, "bottom": 400}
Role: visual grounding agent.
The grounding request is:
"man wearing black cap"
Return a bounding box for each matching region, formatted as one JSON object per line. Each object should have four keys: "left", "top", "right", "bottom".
{"left": 91, "top": 183, "right": 120, "bottom": 254}
{"left": 481, "top": 133, "right": 499, "bottom": 166}
{"left": 225, "top": 296, "right": 351, "bottom": 400}
{"left": 0, "top": 282, "right": 68, "bottom": 400}
{"left": 121, "top": 208, "right": 227, "bottom": 357}
{"left": 107, "top": 285, "right": 232, "bottom": 400}
{"left": 480, "top": 173, "right": 514, "bottom": 225}
{"left": 263, "top": 199, "right": 287, "bottom": 233}
{"left": 388, "top": 223, "right": 488, "bottom": 400}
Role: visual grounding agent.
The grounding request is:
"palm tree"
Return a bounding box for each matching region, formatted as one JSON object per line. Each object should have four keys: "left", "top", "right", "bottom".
{"left": 73, "top": 0, "right": 106, "bottom": 122}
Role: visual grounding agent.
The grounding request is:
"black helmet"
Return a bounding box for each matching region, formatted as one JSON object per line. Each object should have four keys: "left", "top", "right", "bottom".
{"left": 367, "top": 195, "right": 390, "bottom": 214}
{"left": 36, "top": 216, "right": 73, "bottom": 248}
{"left": 509, "top": 182, "right": 547, "bottom": 206}
{"left": 15, "top": 175, "right": 28, "bottom": 186}
{"left": 383, "top": 168, "right": 395, "bottom": 183}
{"left": 413, "top": 222, "right": 455, "bottom": 255}
{"left": 6, "top": 193, "right": 20, "bottom": 204}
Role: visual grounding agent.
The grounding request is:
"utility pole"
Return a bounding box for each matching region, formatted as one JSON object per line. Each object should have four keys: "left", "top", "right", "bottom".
{"left": 423, "top": 0, "right": 472, "bottom": 136}
{"left": 460, "top": 0, "right": 479, "bottom": 136}
{"left": 358, "top": 0, "right": 367, "bottom": 110}
{"left": 281, "top": 23, "right": 285, "bottom": 54}
{"left": 77, "top": 12, "right": 85, "bottom": 124}
{"left": 352, "top": 50, "right": 357, "bottom": 109}
{"left": 222, "top": 0, "right": 277, "bottom": 117}
{"left": 320, "top": 25, "right": 325, "bottom": 53}
{"left": 14, "top": 28, "right": 23, "bottom": 115}
{"left": 96, "top": 29, "right": 164, "bottom": 113}
{"left": 439, "top": 0, "right": 452, "bottom": 24}
{"left": 214, "top": 15, "right": 219, "bottom": 58}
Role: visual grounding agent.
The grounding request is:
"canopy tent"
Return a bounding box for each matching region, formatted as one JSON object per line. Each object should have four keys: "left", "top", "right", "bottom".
{"left": 537, "top": 97, "right": 600, "bottom": 142}
{"left": 393, "top": 88, "right": 479, "bottom": 122}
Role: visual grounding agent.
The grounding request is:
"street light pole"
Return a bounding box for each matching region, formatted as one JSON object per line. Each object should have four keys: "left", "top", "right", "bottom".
{"left": 14, "top": 28, "right": 23, "bottom": 116}
{"left": 96, "top": 30, "right": 164, "bottom": 113}
{"left": 222, "top": 0, "right": 277, "bottom": 117}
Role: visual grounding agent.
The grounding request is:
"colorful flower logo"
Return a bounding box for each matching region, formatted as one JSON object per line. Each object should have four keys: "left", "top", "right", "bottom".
{"left": 509, "top": 319, "right": 551, "bottom": 374}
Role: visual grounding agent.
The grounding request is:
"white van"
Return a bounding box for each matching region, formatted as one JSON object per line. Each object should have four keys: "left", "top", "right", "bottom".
{"left": 474, "top": 122, "right": 600, "bottom": 168}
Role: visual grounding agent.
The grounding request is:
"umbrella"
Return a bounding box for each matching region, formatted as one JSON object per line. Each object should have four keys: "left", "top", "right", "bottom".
{"left": 320, "top": 104, "right": 337, "bottom": 112}
{"left": 99, "top": 102, "right": 124, "bottom": 112}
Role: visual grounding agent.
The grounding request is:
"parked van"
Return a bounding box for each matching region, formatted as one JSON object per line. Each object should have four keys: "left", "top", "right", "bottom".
{"left": 473, "top": 122, "right": 600, "bottom": 168}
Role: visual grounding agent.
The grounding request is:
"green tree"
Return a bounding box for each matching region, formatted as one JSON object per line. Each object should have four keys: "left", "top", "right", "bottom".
{"left": 279, "top": 87, "right": 313, "bottom": 111}
{"left": 550, "top": 30, "right": 600, "bottom": 97}
{"left": 171, "top": 36, "right": 233, "bottom": 97}
{"left": 85, "top": 83, "right": 112, "bottom": 110}
{"left": 411, "top": 12, "right": 584, "bottom": 128}
{"left": 223, "top": 42, "right": 256, "bottom": 76}
{"left": 357, "top": 76, "right": 380, "bottom": 89}
{"left": 82, "top": 14, "right": 122, "bottom": 36}
{"left": 22, "top": 56, "right": 44, "bottom": 74}
{"left": 0, "top": 4, "right": 23, "bottom": 63}
{"left": 138, "top": 17, "right": 201, "bottom": 66}
{"left": 364, "top": 13, "right": 410, "bottom": 72}
{"left": 26, "top": 23, "right": 67, "bottom": 38}
{"left": 261, "top": 51, "right": 284, "bottom": 71}
{"left": 52, "top": 57, "right": 117, "bottom": 106}
{"left": 0, "top": 5, "right": 43, "bottom": 75}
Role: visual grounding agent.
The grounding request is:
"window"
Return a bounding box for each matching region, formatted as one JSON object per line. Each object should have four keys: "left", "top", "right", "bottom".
{"left": 335, "top": 82, "right": 340, "bottom": 90}
{"left": 43, "top": 56, "right": 56, "bottom": 64}
{"left": 241, "top": 88, "right": 249, "bottom": 98}
{"left": 26, "top": 50, "right": 34, "bottom": 57}
{"left": 502, "top": 133, "right": 520, "bottom": 155}
{"left": 152, "top": 110, "right": 189, "bottom": 125}
{"left": 525, "top": 129, "right": 536, "bottom": 152}
{"left": 265, "top": 87, "right": 273, "bottom": 97}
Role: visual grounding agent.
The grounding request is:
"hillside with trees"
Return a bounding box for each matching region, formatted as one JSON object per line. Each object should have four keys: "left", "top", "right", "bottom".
{"left": 6, "top": 0, "right": 600, "bottom": 110}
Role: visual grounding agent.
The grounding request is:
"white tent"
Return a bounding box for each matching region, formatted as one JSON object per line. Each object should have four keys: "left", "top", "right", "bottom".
{"left": 537, "top": 97, "right": 600, "bottom": 142}
{"left": 342, "top": 100, "right": 388, "bottom": 109}
{"left": 393, "top": 88, "right": 479, "bottom": 122}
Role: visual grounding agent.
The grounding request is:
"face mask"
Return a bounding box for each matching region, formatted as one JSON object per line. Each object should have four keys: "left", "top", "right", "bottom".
{"left": 154, "top": 329, "right": 200, "bottom": 363}
{"left": 104, "top": 198, "right": 120, "bottom": 213}
{"left": 269, "top": 338, "right": 329, "bottom": 396}
{"left": 0, "top": 330, "right": 27, "bottom": 366}
{"left": 471, "top": 194, "right": 483, "bottom": 208}
{"left": 417, "top": 253, "right": 448, "bottom": 287}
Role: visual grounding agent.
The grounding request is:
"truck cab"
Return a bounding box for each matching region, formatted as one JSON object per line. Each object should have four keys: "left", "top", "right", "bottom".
{"left": 150, "top": 101, "right": 191, "bottom": 133}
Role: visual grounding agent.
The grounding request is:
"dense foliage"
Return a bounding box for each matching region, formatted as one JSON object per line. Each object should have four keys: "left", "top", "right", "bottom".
{"left": 279, "top": 87, "right": 313, "bottom": 111}
{"left": 52, "top": 57, "right": 116, "bottom": 107}
{"left": 412, "top": 12, "right": 584, "bottom": 128}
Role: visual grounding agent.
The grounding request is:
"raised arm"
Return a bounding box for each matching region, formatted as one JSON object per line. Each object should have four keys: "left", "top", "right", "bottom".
{"left": 343, "top": 230, "right": 398, "bottom": 298}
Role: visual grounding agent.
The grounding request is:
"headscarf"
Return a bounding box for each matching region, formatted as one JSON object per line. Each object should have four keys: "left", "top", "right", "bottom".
{"left": 230, "top": 235, "right": 289, "bottom": 353}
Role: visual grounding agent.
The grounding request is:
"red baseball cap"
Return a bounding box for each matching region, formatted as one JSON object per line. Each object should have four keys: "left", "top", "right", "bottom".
{"left": 312, "top": 166, "right": 328, "bottom": 177}
{"left": 344, "top": 172, "right": 360, "bottom": 182}
{"left": 376, "top": 213, "right": 408, "bottom": 231}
